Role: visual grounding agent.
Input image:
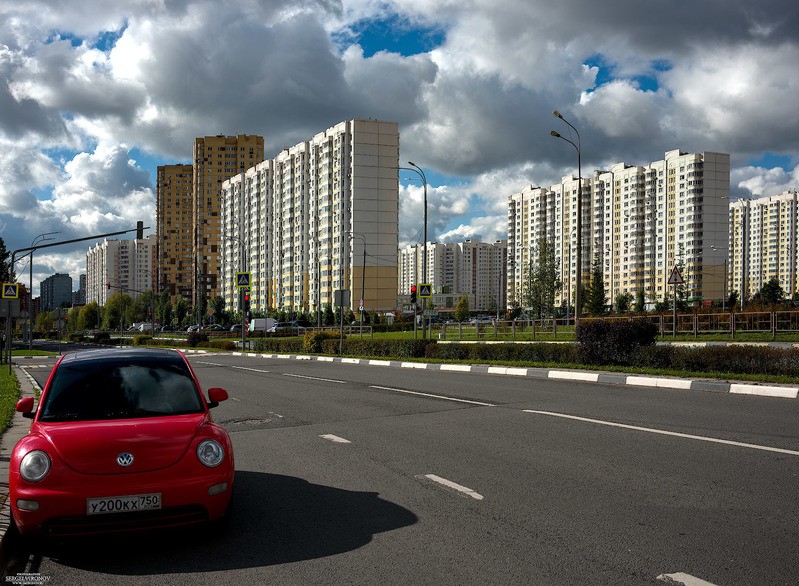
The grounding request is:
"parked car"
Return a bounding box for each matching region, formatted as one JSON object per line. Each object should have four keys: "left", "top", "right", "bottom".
{"left": 230, "top": 324, "right": 242, "bottom": 333}
{"left": 269, "top": 321, "right": 293, "bottom": 332}
{"left": 204, "top": 324, "right": 226, "bottom": 332}
{"left": 10, "top": 347, "right": 234, "bottom": 537}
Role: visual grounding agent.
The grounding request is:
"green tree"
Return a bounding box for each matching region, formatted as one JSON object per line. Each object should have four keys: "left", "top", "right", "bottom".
{"left": 585, "top": 252, "right": 606, "bottom": 316}
{"left": 634, "top": 288, "right": 646, "bottom": 313}
{"left": 615, "top": 291, "right": 633, "bottom": 314}
{"left": 324, "top": 303, "right": 335, "bottom": 326}
{"left": 727, "top": 290, "right": 739, "bottom": 311}
{"left": 35, "top": 310, "right": 55, "bottom": 332}
{"left": 103, "top": 292, "right": 134, "bottom": 329}
{"left": 0, "top": 237, "right": 14, "bottom": 282}
{"left": 78, "top": 302, "right": 102, "bottom": 331}
{"left": 454, "top": 294, "right": 470, "bottom": 322}
{"left": 758, "top": 277, "right": 784, "bottom": 306}
{"left": 523, "top": 238, "right": 562, "bottom": 318}
{"left": 173, "top": 296, "right": 189, "bottom": 326}
{"left": 158, "top": 289, "right": 173, "bottom": 327}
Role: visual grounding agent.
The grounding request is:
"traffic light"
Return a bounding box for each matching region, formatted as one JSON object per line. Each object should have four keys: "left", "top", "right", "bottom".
{"left": 106, "top": 282, "right": 111, "bottom": 290}
{"left": 410, "top": 285, "right": 417, "bottom": 304}
{"left": 243, "top": 292, "right": 250, "bottom": 313}
{"left": 136, "top": 220, "right": 144, "bottom": 240}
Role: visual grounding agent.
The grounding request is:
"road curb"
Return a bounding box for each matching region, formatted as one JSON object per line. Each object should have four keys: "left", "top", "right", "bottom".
{"left": 0, "top": 366, "right": 39, "bottom": 573}
{"left": 229, "top": 352, "right": 799, "bottom": 399}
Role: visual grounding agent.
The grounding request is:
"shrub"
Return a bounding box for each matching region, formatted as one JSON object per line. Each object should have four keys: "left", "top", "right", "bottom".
{"left": 67, "top": 333, "right": 85, "bottom": 343}
{"left": 133, "top": 334, "right": 153, "bottom": 346}
{"left": 426, "top": 342, "right": 578, "bottom": 364}
{"left": 303, "top": 331, "right": 339, "bottom": 353}
{"left": 187, "top": 331, "right": 209, "bottom": 347}
{"left": 206, "top": 339, "right": 237, "bottom": 351}
{"left": 576, "top": 319, "right": 658, "bottom": 365}
{"left": 92, "top": 331, "right": 111, "bottom": 344}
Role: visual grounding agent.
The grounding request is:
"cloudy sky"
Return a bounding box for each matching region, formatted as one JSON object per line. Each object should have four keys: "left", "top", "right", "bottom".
{"left": 2, "top": 0, "right": 799, "bottom": 295}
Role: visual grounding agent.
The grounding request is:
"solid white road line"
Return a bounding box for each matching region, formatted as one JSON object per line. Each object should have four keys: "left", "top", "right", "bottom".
{"left": 370, "top": 385, "right": 496, "bottom": 406}
{"left": 420, "top": 474, "right": 484, "bottom": 500}
{"left": 523, "top": 410, "right": 799, "bottom": 457}
{"left": 231, "top": 366, "right": 271, "bottom": 373}
{"left": 284, "top": 373, "right": 347, "bottom": 384}
{"left": 657, "top": 572, "right": 717, "bottom": 585}
{"left": 319, "top": 434, "right": 351, "bottom": 444}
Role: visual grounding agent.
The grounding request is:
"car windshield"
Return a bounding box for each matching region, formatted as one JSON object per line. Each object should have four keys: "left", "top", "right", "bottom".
{"left": 39, "top": 358, "right": 204, "bottom": 422}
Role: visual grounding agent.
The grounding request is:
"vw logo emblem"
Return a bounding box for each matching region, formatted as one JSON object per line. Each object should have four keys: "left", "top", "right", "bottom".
{"left": 116, "top": 452, "right": 134, "bottom": 467}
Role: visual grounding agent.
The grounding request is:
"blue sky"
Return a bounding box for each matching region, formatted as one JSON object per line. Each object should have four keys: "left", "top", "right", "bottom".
{"left": 2, "top": 0, "right": 799, "bottom": 294}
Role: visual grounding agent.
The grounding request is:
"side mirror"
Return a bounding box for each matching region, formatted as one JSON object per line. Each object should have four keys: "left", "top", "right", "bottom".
{"left": 207, "top": 387, "right": 229, "bottom": 409}
{"left": 16, "top": 397, "right": 35, "bottom": 419}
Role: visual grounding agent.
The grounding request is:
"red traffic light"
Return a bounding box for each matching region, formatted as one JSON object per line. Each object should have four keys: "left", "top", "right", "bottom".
{"left": 410, "top": 286, "right": 417, "bottom": 292}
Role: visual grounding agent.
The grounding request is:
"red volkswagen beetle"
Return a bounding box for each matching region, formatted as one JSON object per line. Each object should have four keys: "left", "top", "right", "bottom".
{"left": 10, "top": 348, "right": 234, "bottom": 537}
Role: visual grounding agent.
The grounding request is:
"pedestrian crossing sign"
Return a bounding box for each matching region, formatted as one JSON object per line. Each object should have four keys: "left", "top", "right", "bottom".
{"left": 419, "top": 284, "right": 432, "bottom": 298}
{"left": 2, "top": 283, "right": 19, "bottom": 299}
{"left": 236, "top": 272, "right": 251, "bottom": 289}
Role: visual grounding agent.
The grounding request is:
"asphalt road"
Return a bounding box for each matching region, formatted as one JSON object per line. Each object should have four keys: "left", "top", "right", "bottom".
{"left": 4, "top": 352, "right": 799, "bottom": 585}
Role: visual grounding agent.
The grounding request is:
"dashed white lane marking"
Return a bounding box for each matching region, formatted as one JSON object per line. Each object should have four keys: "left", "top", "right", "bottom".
{"left": 196, "top": 361, "right": 223, "bottom": 366}
{"left": 419, "top": 474, "right": 484, "bottom": 500}
{"left": 319, "top": 434, "right": 351, "bottom": 444}
{"left": 284, "top": 373, "right": 347, "bottom": 384}
{"left": 370, "top": 385, "right": 496, "bottom": 407}
{"left": 231, "top": 366, "right": 271, "bottom": 373}
{"left": 657, "top": 572, "right": 717, "bottom": 585}
{"left": 524, "top": 410, "right": 799, "bottom": 457}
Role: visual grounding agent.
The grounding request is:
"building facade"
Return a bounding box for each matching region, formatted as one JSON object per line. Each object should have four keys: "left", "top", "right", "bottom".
{"left": 192, "top": 135, "right": 264, "bottom": 310}
{"left": 40, "top": 273, "right": 73, "bottom": 311}
{"left": 729, "top": 190, "right": 799, "bottom": 302}
{"left": 157, "top": 164, "right": 194, "bottom": 300}
{"left": 508, "top": 149, "right": 730, "bottom": 311}
{"left": 86, "top": 236, "right": 157, "bottom": 305}
{"left": 220, "top": 119, "right": 399, "bottom": 314}
{"left": 399, "top": 240, "right": 508, "bottom": 312}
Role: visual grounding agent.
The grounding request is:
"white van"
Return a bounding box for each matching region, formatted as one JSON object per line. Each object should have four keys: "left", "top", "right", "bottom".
{"left": 249, "top": 318, "right": 277, "bottom": 332}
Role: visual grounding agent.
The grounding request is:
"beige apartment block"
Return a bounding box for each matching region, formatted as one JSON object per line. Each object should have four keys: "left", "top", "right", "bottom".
{"left": 508, "top": 149, "right": 730, "bottom": 311}
{"left": 156, "top": 164, "right": 193, "bottom": 301}
{"left": 192, "top": 134, "right": 264, "bottom": 311}
{"left": 221, "top": 119, "right": 398, "bottom": 314}
{"left": 86, "top": 236, "right": 157, "bottom": 306}
{"left": 730, "top": 190, "right": 799, "bottom": 302}
{"left": 399, "top": 240, "right": 508, "bottom": 312}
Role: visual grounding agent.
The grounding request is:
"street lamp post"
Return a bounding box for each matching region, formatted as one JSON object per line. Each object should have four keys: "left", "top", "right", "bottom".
{"left": 550, "top": 111, "right": 582, "bottom": 325}
{"left": 406, "top": 162, "right": 428, "bottom": 338}
{"left": 350, "top": 233, "right": 367, "bottom": 338}
{"left": 28, "top": 232, "right": 60, "bottom": 350}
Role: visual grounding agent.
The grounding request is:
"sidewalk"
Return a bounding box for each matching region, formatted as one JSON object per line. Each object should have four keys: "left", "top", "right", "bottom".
{"left": 0, "top": 365, "right": 39, "bottom": 568}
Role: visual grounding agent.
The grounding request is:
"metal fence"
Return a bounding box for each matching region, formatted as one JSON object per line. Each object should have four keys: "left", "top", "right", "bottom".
{"left": 425, "top": 311, "right": 799, "bottom": 340}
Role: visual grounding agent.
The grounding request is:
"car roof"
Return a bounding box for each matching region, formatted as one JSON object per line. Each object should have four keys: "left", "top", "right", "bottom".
{"left": 58, "top": 347, "right": 185, "bottom": 366}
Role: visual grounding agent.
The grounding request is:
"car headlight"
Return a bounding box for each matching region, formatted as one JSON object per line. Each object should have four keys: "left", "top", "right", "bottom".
{"left": 20, "top": 450, "right": 51, "bottom": 482}
{"left": 197, "top": 439, "right": 225, "bottom": 467}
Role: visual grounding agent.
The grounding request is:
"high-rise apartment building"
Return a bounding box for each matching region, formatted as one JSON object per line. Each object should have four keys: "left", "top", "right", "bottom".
{"left": 508, "top": 149, "right": 730, "bottom": 310}
{"left": 40, "top": 273, "right": 73, "bottom": 310}
{"left": 729, "top": 190, "right": 799, "bottom": 301}
{"left": 157, "top": 164, "right": 193, "bottom": 300}
{"left": 399, "top": 240, "right": 508, "bottom": 312}
{"left": 220, "top": 119, "right": 398, "bottom": 314}
{"left": 86, "top": 236, "right": 157, "bottom": 305}
{"left": 192, "top": 135, "right": 264, "bottom": 309}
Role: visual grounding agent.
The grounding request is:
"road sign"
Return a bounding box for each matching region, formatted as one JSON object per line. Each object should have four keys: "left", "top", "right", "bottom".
{"left": 236, "top": 272, "right": 251, "bottom": 289}
{"left": 419, "top": 283, "right": 432, "bottom": 298}
{"left": 667, "top": 266, "right": 684, "bottom": 285}
{"left": 2, "top": 283, "right": 19, "bottom": 299}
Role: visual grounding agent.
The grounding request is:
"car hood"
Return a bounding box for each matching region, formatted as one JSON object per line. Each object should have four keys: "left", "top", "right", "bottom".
{"left": 37, "top": 414, "right": 208, "bottom": 475}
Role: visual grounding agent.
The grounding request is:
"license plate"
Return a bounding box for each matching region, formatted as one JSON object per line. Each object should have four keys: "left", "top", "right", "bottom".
{"left": 86, "top": 493, "right": 162, "bottom": 515}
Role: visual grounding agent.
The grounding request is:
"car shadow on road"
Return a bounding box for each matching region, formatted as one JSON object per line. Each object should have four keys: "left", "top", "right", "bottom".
{"left": 8, "top": 470, "right": 418, "bottom": 576}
